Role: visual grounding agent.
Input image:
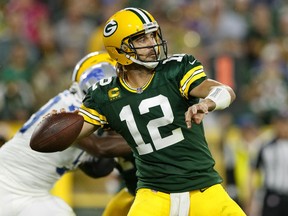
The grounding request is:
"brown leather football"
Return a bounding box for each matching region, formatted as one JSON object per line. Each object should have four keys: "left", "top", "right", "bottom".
{"left": 30, "top": 112, "right": 84, "bottom": 153}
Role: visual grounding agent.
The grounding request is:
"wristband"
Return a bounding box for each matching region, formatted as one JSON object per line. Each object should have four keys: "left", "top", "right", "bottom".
{"left": 205, "top": 86, "right": 231, "bottom": 110}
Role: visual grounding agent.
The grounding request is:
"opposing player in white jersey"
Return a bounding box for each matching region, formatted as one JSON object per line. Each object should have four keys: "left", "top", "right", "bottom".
{"left": 0, "top": 52, "right": 130, "bottom": 216}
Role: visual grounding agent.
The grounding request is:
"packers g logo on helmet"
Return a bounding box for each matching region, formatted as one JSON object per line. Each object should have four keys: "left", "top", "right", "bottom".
{"left": 104, "top": 20, "right": 118, "bottom": 37}
{"left": 102, "top": 7, "right": 168, "bottom": 68}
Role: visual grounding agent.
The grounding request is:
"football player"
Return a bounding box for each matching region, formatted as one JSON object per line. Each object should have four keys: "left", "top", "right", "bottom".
{"left": 0, "top": 51, "right": 131, "bottom": 216}
{"left": 37, "top": 7, "right": 246, "bottom": 216}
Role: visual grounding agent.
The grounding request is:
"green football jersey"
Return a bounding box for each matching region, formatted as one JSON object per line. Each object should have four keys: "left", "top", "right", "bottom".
{"left": 80, "top": 54, "right": 222, "bottom": 193}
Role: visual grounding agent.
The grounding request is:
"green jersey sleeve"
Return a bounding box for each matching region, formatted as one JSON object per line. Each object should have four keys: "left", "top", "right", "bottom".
{"left": 79, "top": 53, "right": 222, "bottom": 193}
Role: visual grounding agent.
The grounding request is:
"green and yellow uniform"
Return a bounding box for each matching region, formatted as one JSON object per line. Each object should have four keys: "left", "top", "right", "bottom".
{"left": 80, "top": 54, "right": 222, "bottom": 192}
{"left": 80, "top": 54, "right": 246, "bottom": 216}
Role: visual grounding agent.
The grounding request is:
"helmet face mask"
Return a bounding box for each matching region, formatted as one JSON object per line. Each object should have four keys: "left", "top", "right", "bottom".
{"left": 125, "top": 30, "right": 167, "bottom": 64}
{"left": 103, "top": 8, "right": 168, "bottom": 69}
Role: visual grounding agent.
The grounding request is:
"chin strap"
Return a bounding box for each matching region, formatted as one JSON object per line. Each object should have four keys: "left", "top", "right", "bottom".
{"left": 126, "top": 54, "right": 159, "bottom": 69}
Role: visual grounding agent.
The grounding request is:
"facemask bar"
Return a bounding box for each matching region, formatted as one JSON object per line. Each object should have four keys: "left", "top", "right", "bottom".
{"left": 130, "top": 32, "right": 167, "bottom": 61}
{"left": 119, "top": 27, "right": 168, "bottom": 69}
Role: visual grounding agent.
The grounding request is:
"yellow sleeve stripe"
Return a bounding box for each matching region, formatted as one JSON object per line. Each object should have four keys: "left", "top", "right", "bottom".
{"left": 79, "top": 105, "right": 108, "bottom": 126}
{"left": 180, "top": 65, "right": 206, "bottom": 98}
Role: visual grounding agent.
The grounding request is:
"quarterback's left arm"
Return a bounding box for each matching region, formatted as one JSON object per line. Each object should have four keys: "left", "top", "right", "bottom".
{"left": 185, "top": 79, "right": 236, "bottom": 128}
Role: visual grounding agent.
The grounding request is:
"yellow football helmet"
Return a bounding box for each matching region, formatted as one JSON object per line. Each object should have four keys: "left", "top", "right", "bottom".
{"left": 103, "top": 7, "right": 167, "bottom": 69}
{"left": 71, "top": 51, "right": 116, "bottom": 98}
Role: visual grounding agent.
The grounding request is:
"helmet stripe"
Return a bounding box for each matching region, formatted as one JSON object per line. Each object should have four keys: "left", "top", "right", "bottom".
{"left": 126, "top": 7, "right": 152, "bottom": 24}
{"left": 72, "top": 52, "right": 99, "bottom": 82}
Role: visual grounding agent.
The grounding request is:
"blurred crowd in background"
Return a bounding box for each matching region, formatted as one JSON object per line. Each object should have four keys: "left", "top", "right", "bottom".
{"left": 1, "top": 0, "right": 288, "bottom": 215}
{"left": 1, "top": 0, "right": 288, "bottom": 123}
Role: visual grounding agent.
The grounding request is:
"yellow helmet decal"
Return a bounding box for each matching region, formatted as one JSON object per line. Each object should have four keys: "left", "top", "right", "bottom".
{"left": 103, "top": 8, "right": 158, "bottom": 65}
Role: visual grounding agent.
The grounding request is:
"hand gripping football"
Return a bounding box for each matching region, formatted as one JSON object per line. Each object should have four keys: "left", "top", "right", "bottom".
{"left": 30, "top": 112, "right": 84, "bottom": 153}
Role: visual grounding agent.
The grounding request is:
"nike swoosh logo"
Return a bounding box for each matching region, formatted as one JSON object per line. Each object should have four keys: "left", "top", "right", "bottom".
{"left": 189, "top": 60, "right": 196, "bottom": 65}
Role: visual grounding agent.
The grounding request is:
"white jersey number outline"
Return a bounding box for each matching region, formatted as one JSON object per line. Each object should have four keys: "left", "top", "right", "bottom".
{"left": 120, "top": 95, "right": 184, "bottom": 155}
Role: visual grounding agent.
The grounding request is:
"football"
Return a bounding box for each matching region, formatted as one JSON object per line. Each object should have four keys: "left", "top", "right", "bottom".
{"left": 30, "top": 112, "right": 84, "bottom": 153}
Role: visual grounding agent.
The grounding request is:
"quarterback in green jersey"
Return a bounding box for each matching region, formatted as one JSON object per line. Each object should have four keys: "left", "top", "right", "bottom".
{"left": 76, "top": 7, "right": 246, "bottom": 216}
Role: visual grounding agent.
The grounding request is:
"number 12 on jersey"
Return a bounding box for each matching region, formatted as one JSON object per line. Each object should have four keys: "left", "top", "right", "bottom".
{"left": 119, "top": 95, "right": 184, "bottom": 155}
